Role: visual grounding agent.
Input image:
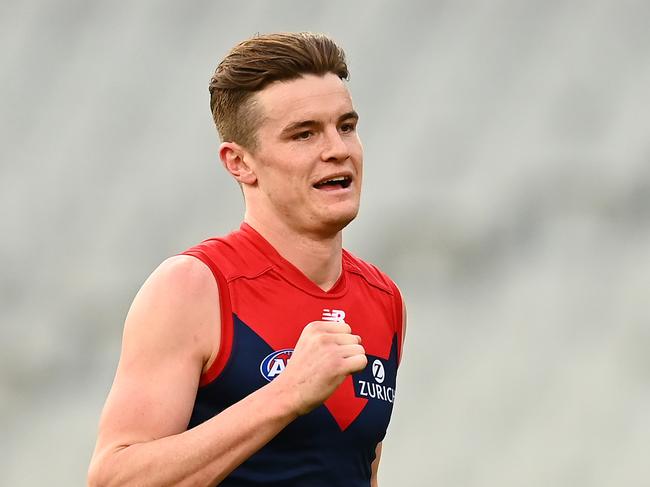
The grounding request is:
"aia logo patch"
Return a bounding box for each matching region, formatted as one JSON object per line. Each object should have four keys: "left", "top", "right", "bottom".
{"left": 260, "top": 349, "right": 293, "bottom": 382}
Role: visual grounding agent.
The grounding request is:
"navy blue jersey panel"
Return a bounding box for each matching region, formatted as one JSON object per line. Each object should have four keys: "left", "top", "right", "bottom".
{"left": 188, "top": 314, "right": 272, "bottom": 428}
{"left": 187, "top": 315, "right": 397, "bottom": 486}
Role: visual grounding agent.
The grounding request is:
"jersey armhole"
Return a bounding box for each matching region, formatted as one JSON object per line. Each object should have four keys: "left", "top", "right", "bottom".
{"left": 389, "top": 280, "right": 405, "bottom": 366}
{"left": 181, "top": 250, "right": 234, "bottom": 387}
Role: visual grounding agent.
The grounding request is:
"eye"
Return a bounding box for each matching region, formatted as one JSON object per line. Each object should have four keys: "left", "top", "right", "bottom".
{"left": 339, "top": 121, "right": 357, "bottom": 134}
{"left": 293, "top": 130, "right": 313, "bottom": 141}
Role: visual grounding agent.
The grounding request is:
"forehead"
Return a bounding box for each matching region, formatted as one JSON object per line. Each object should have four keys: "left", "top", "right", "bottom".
{"left": 254, "top": 74, "right": 354, "bottom": 132}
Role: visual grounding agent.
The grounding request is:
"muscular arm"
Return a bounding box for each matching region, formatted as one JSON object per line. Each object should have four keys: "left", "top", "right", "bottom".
{"left": 88, "top": 256, "right": 366, "bottom": 487}
{"left": 370, "top": 442, "right": 383, "bottom": 487}
{"left": 88, "top": 256, "right": 302, "bottom": 486}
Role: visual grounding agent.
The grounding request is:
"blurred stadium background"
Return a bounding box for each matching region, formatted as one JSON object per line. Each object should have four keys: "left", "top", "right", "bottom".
{"left": 1, "top": 0, "right": 650, "bottom": 485}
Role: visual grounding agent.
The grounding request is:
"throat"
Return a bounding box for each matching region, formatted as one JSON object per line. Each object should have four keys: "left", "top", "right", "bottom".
{"left": 244, "top": 217, "right": 343, "bottom": 291}
{"left": 287, "top": 239, "right": 343, "bottom": 291}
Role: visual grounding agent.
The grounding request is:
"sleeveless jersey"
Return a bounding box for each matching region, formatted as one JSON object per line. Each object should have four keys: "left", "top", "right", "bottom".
{"left": 182, "top": 223, "right": 404, "bottom": 486}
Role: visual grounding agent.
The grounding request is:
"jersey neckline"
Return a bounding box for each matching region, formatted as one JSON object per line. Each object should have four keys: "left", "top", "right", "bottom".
{"left": 239, "top": 222, "right": 349, "bottom": 298}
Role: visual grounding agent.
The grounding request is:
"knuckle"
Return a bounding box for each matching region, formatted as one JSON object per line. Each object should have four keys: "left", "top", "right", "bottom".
{"left": 357, "top": 355, "right": 368, "bottom": 369}
{"left": 335, "top": 334, "right": 350, "bottom": 345}
{"left": 318, "top": 333, "right": 333, "bottom": 345}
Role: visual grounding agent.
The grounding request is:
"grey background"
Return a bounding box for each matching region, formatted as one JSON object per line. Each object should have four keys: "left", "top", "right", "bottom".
{"left": 2, "top": 0, "right": 650, "bottom": 485}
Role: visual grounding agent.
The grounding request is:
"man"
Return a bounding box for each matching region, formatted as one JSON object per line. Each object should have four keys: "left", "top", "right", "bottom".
{"left": 89, "top": 32, "right": 406, "bottom": 487}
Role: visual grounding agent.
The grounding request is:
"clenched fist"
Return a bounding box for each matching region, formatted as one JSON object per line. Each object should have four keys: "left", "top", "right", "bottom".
{"left": 274, "top": 321, "right": 367, "bottom": 415}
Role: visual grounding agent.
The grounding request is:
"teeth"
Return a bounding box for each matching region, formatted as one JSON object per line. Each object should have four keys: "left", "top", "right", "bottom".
{"left": 314, "top": 175, "right": 350, "bottom": 188}
{"left": 322, "top": 176, "right": 348, "bottom": 184}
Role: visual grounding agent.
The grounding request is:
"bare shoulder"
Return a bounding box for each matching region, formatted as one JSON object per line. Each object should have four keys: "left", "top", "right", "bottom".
{"left": 133, "top": 254, "right": 219, "bottom": 327}
{"left": 144, "top": 254, "right": 218, "bottom": 300}
{"left": 123, "top": 254, "right": 220, "bottom": 369}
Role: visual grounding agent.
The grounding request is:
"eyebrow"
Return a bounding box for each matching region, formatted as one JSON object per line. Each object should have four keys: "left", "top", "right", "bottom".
{"left": 279, "top": 110, "right": 359, "bottom": 137}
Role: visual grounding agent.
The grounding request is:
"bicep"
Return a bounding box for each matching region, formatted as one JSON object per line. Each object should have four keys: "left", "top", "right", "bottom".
{"left": 94, "top": 256, "right": 220, "bottom": 455}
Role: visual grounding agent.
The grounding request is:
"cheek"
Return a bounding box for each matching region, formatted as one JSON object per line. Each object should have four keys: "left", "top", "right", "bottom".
{"left": 349, "top": 137, "right": 363, "bottom": 162}
{"left": 263, "top": 165, "right": 308, "bottom": 202}
{"left": 353, "top": 150, "right": 363, "bottom": 175}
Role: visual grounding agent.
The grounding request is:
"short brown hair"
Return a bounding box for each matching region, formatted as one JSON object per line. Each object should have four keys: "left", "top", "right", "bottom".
{"left": 209, "top": 32, "right": 349, "bottom": 151}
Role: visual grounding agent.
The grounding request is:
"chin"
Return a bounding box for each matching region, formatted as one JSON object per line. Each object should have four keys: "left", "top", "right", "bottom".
{"left": 320, "top": 207, "right": 359, "bottom": 234}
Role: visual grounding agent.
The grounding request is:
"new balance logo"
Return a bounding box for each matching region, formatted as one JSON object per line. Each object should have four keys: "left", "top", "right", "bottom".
{"left": 322, "top": 309, "right": 346, "bottom": 322}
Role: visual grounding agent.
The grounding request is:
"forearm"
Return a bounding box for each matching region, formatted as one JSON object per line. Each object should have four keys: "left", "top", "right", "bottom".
{"left": 370, "top": 442, "right": 382, "bottom": 487}
{"left": 89, "top": 379, "right": 298, "bottom": 487}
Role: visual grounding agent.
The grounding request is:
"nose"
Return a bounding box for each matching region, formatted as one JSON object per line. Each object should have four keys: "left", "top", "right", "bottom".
{"left": 321, "top": 127, "right": 350, "bottom": 162}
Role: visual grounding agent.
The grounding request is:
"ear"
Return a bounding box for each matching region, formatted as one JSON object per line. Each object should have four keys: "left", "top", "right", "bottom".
{"left": 219, "top": 142, "right": 257, "bottom": 185}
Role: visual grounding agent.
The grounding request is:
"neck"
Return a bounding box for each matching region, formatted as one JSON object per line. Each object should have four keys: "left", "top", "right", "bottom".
{"left": 244, "top": 212, "right": 343, "bottom": 292}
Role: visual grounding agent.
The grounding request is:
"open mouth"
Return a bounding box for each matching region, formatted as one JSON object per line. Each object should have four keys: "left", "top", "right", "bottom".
{"left": 313, "top": 176, "right": 352, "bottom": 190}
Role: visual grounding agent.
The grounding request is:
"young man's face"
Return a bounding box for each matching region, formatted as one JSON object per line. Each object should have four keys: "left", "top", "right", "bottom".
{"left": 247, "top": 73, "right": 363, "bottom": 237}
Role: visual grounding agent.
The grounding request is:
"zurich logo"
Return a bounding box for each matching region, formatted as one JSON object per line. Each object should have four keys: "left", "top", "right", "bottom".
{"left": 260, "top": 349, "right": 294, "bottom": 382}
{"left": 372, "top": 359, "right": 385, "bottom": 384}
